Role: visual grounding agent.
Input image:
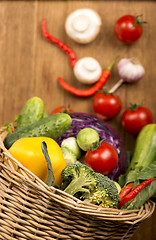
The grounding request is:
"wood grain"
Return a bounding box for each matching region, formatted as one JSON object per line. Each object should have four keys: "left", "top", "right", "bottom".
{"left": 0, "top": 1, "right": 155, "bottom": 239}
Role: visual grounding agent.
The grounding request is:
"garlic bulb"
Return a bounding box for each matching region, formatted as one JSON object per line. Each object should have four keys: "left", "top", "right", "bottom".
{"left": 73, "top": 57, "right": 102, "bottom": 84}
{"left": 118, "top": 58, "right": 145, "bottom": 82}
{"left": 110, "top": 57, "right": 145, "bottom": 93}
{"left": 65, "top": 8, "right": 102, "bottom": 44}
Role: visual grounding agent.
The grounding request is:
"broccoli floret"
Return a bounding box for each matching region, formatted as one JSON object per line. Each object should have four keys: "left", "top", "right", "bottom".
{"left": 60, "top": 163, "right": 97, "bottom": 199}
{"left": 60, "top": 163, "right": 119, "bottom": 208}
{"left": 86, "top": 173, "right": 119, "bottom": 208}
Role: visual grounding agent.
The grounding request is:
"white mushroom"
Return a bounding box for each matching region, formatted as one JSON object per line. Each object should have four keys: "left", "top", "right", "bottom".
{"left": 65, "top": 8, "right": 102, "bottom": 44}
{"left": 73, "top": 57, "right": 102, "bottom": 84}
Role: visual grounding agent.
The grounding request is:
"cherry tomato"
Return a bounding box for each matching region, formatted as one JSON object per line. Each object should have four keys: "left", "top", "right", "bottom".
{"left": 85, "top": 142, "right": 119, "bottom": 175}
{"left": 50, "top": 106, "right": 73, "bottom": 115}
{"left": 114, "top": 15, "right": 145, "bottom": 44}
{"left": 121, "top": 104, "right": 153, "bottom": 135}
{"left": 92, "top": 92, "right": 122, "bottom": 120}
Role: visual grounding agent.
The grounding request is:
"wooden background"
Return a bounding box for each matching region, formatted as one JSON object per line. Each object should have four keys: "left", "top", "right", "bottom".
{"left": 0, "top": 1, "right": 155, "bottom": 239}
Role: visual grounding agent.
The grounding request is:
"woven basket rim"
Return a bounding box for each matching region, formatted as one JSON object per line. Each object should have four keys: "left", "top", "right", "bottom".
{"left": 0, "top": 129, "right": 155, "bottom": 225}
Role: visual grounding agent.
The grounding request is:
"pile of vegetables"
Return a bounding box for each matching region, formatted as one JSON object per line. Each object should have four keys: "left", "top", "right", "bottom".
{"left": 1, "top": 96, "right": 156, "bottom": 211}
{"left": 1, "top": 11, "right": 155, "bottom": 212}
{"left": 56, "top": 112, "right": 126, "bottom": 181}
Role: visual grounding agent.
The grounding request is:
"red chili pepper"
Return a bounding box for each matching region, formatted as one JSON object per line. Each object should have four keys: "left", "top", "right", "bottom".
{"left": 41, "top": 18, "right": 77, "bottom": 69}
{"left": 57, "top": 58, "right": 116, "bottom": 97}
{"left": 119, "top": 183, "right": 134, "bottom": 201}
{"left": 118, "top": 177, "right": 155, "bottom": 209}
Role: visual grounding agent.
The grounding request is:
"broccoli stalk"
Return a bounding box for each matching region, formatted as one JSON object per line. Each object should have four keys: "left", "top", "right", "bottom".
{"left": 61, "top": 163, "right": 119, "bottom": 208}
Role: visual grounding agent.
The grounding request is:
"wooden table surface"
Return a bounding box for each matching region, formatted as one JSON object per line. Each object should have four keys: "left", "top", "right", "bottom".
{"left": 0, "top": 1, "right": 155, "bottom": 239}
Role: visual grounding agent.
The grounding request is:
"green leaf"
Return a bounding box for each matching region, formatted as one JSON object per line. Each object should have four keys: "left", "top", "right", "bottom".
{"left": 125, "top": 169, "right": 140, "bottom": 185}
{"left": 125, "top": 160, "right": 156, "bottom": 186}
{"left": 118, "top": 151, "right": 134, "bottom": 187}
{"left": 136, "top": 160, "right": 156, "bottom": 180}
{"left": 118, "top": 174, "right": 126, "bottom": 188}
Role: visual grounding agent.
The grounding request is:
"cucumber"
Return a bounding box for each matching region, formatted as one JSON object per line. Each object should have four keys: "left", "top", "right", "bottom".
{"left": 16, "top": 97, "right": 45, "bottom": 130}
{"left": 125, "top": 124, "right": 156, "bottom": 184}
{"left": 4, "top": 113, "right": 72, "bottom": 149}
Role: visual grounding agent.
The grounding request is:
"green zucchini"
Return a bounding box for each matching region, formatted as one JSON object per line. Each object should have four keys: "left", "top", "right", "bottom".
{"left": 125, "top": 124, "right": 156, "bottom": 184}
{"left": 16, "top": 97, "right": 45, "bottom": 130}
{"left": 4, "top": 113, "right": 72, "bottom": 149}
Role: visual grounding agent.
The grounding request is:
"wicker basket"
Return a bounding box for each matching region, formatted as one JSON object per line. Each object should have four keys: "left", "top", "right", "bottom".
{"left": 0, "top": 130, "right": 155, "bottom": 240}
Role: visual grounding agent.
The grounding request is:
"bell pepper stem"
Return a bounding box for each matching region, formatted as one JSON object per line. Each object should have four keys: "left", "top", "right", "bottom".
{"left": 41, "top": 141, "right": 55, "bottom": 186}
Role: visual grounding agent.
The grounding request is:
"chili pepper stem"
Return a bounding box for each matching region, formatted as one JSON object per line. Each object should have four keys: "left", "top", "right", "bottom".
{"left": 109, "top": 79, "right": 124, "bottom": 94}
{"left": 107, "top": 56, "right": 119, "bottom": 71}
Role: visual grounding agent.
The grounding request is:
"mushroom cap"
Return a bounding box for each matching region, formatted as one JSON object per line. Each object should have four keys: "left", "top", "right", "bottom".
{"left": 73, "top": 57, "right": 102, "bottom": 84}
{"left": 65, "top": 8, "right": 102, "bottom": 44}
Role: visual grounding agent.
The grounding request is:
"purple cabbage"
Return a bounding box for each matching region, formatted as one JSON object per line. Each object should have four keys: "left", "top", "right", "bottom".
{"left": 56, "top": 112, "right": 126, "bottom": 181}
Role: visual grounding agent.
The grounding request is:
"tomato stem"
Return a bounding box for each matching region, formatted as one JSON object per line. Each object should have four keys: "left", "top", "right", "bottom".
{"left": 89, "top": 141, "right": 101, "bottom": 152}
{"left": 61, "top": 105, "right": 72, "bottom": 114}
{"left": 134, "top": 15, "right": 147, "bottom": 26}
{"left": 101, "top": 87, "right": 110, "bottom": 95}
{"left": 129, "top": 103, "right": 140, "bottom": 111}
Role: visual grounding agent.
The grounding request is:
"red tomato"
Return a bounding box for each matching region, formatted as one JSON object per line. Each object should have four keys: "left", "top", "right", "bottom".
{"left": 85, "top": 142, "right": 119, "bottom": 175}
{"left": 92, "top": 92, "right": 122, "bottom": 120}
{"left": 121, "top": 105, "right": 153, "bottom": 135}
{"left": 114, "top": 15, "right": 144, "bottom": 44}
{"left": 50, "top": 106, "right": 73, "bottom": 115}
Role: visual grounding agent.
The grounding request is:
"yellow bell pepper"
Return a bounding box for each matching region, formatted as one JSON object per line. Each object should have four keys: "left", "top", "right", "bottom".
{"left": 8, "top": 137, "right": 66, "bottom": 186}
